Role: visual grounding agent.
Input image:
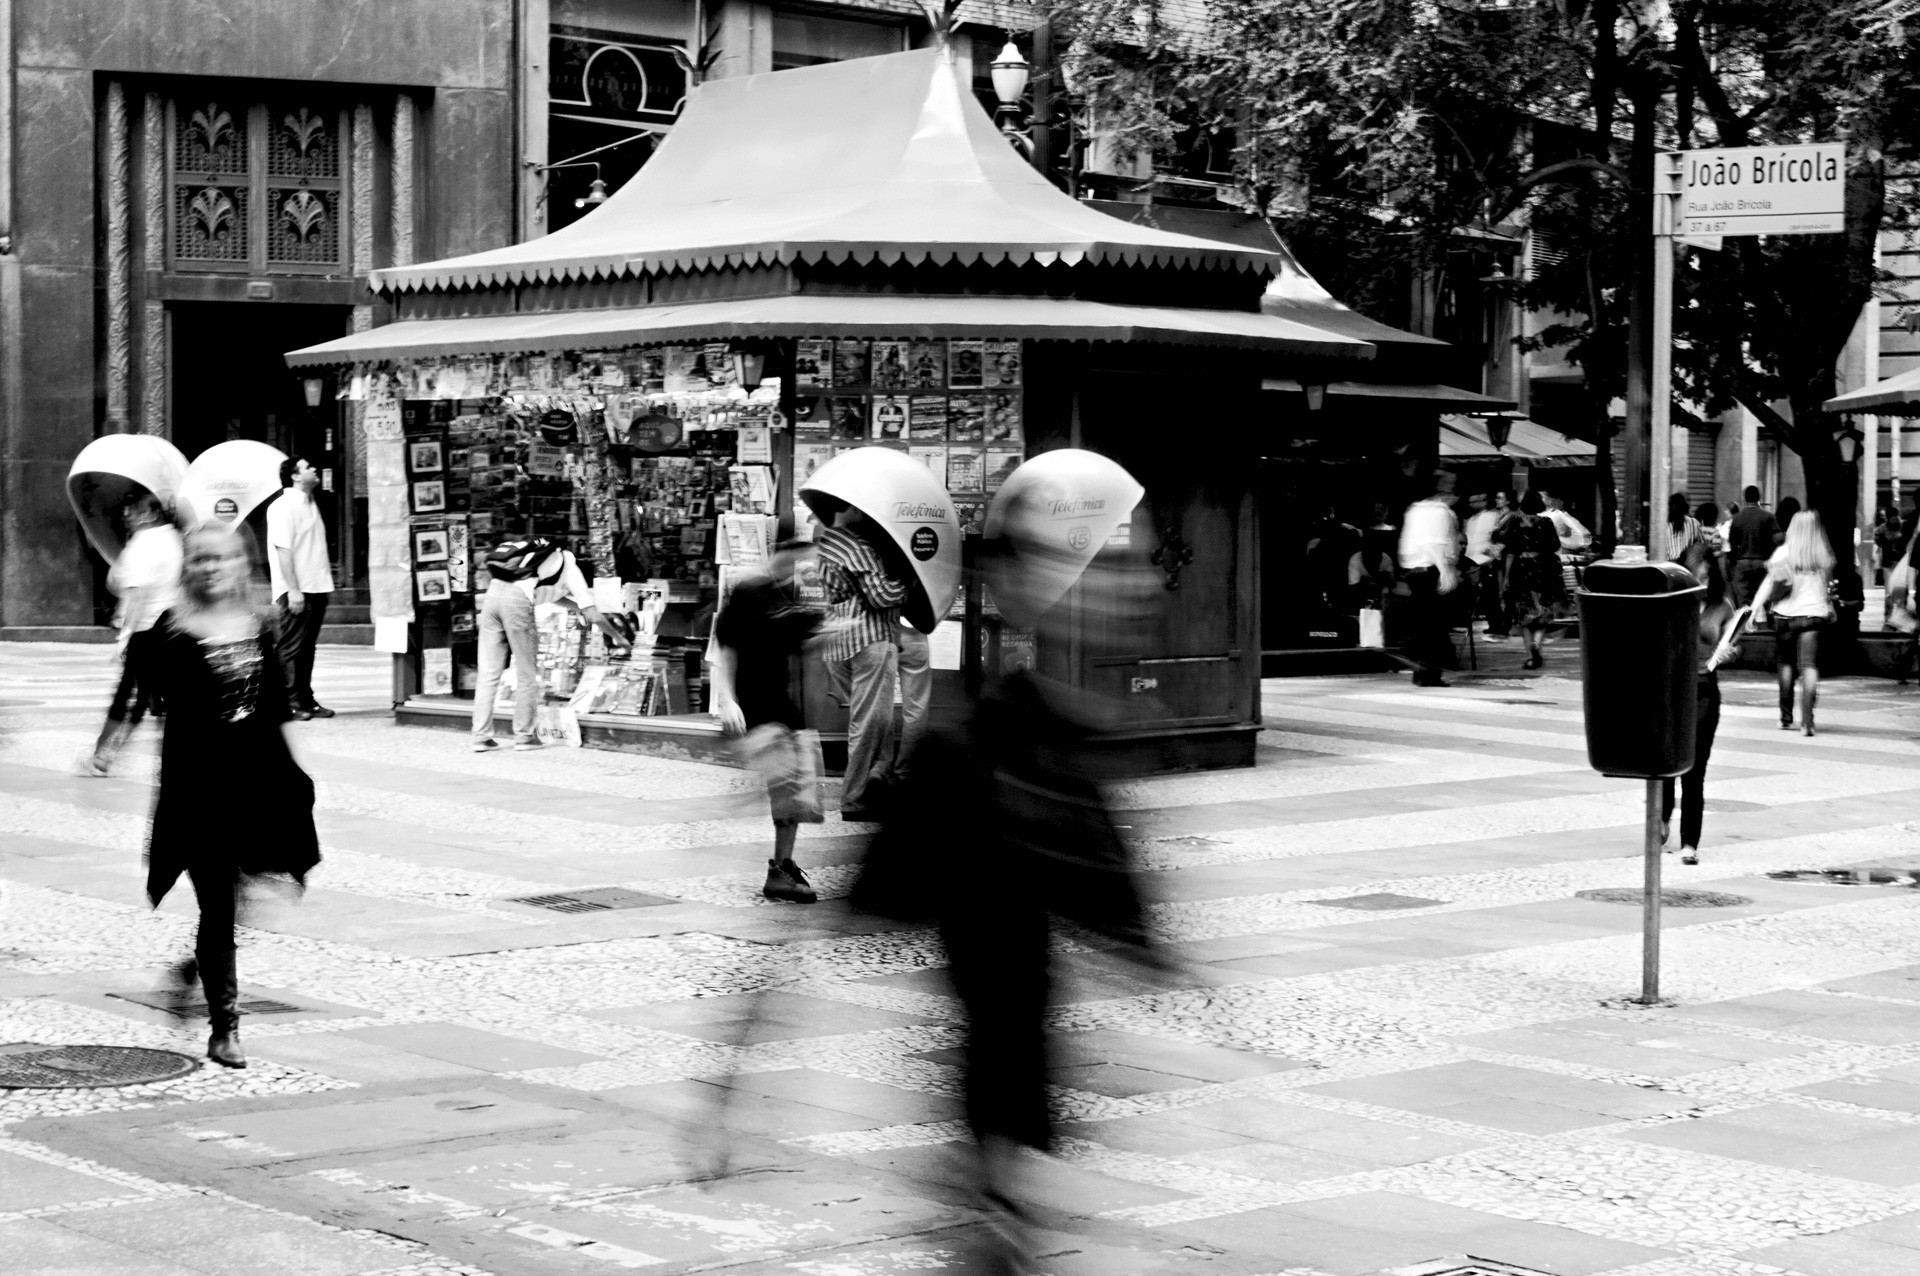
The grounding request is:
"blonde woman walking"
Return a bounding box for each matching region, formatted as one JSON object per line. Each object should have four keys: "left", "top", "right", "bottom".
{"left": 1753, "top": 511, "right": 1836, "bottom": 736}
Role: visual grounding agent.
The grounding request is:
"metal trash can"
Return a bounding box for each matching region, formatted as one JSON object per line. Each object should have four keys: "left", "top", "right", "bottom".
{"left": 1577, "top": 559, "right": 1704, "bottom": 779}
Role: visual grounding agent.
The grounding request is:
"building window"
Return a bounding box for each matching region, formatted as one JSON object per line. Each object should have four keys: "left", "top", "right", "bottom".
{"left": 772, "top": 13, "right": 906, "bottom": 71}
{"left": 546, "top": 27, "right": 687, "bottom": 233}
{"left": 168, "top": 95, "right": 347, "bottom": 275}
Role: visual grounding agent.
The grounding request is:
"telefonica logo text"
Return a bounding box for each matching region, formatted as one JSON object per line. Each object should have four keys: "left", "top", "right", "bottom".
{"left": 893, "top": 501, "right": 948, "bottom": 520}
{"left": 1048, "top": 498, "right": 1106, "bottom": 515}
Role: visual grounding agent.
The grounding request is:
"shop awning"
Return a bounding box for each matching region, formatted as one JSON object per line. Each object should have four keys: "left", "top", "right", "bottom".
{"left": 1823, "top": 366, "right": 1920, "bottom": 416}
{"left": 371, "top": 49, "right": 1280, "bottom": 295}
{"left": 1262, "top": 379, "right": 1516, "bottom": 411}
{"left": 285, "top": 294, "right": 1375, "bottom": 366}
{"left": 1439, "top": 414, "right": 1596, "bottom": 467}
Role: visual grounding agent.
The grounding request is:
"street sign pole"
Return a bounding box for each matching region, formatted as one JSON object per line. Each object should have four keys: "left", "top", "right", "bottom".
{"left": 1650, "top": 153, "right": 1682, "bottom": 559}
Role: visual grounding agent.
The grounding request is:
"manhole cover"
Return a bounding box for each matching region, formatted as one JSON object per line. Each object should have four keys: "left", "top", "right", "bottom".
{"left": 1382, "top": 1259, "right": 1557, "bottom": 1276}
{"left": 1489, "top": 699, "right": 1557, "bottom": 707}
{"left": 108, "top": 992, "right": 310, "bottom": 1019}
{"left": 1312, "top": 892, "right": 1448, "bottom": 911}
{"left": 0, "top": 1044, "right": 198, "bottom": 1089}
{"left": 509, "top": 886, "right": 677, "bottom": 913}
{"left": 1703, "top": 799, "right": 1766, "bottom": 812}
{"left": 1152, "top": 836, "right": 1223, "bottom": 849}
{"left": 1767, "top": 868, "right": 1920, "bottom": 887}
{"left": 1577, "top": 888, "right": 1752, "bottom": 908}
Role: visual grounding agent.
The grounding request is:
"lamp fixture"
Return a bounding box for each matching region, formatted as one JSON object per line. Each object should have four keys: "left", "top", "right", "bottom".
{"left": 734, "top": 350, "right": 766, "bottom": 388}
{"left": 1835, "top": 422, "right": 1865, "bottom": 465}
{"left": 1486, "top": 417, "right": 1513, "bottom": 450}
{"left": 991, "top": 42, "right": 1031, "bottom": 109}
{"left": 1303, "top": 384, "right": 1328, "bottom": 412}
{"left": 302, "top": 378, "right": 324, "bottom": 409}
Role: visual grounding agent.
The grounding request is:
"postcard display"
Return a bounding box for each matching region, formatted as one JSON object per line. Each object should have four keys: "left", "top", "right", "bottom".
{"left": 388, "top": 346, "right": 785, "bottom": 726}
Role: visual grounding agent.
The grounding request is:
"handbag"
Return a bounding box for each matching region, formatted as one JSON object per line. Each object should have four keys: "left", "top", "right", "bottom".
{"left": 736, "top": 724, "right": 825, "bottom": 824}
{"left": 1358, "top": 606, "right": 1385, "bottom": 648}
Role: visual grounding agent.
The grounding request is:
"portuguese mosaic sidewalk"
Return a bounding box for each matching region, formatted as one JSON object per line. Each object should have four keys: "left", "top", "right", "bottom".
{"left": 4, "top": 638, "right": 1920, "bottom": 1275}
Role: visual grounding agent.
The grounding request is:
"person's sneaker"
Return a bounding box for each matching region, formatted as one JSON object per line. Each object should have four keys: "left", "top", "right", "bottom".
{"left": 763, "top": 858, "right": 817, "bottom": 904}
{"left": 473, "top": 738, "right": 501, "bottom": 753}
{"left": 305, "top": 704, "right": 337, "bottom": 719}
{"left": 513, "top": 739, "right": 544, "bottom": 751}
{"left": 78, "top": 754, "right": 112, "bottom": 777}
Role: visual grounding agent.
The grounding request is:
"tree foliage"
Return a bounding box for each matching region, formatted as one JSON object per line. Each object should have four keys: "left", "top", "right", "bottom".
{"left": 1049, "top": 0, "right": 1920, "bottom": 559}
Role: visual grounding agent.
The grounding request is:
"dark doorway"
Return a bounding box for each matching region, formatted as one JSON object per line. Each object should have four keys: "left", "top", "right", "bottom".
{"left": 167, "top": 302, "right": 360, "bottom": 588}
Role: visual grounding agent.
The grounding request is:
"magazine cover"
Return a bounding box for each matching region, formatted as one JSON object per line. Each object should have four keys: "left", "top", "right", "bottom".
{"left": 794, "top": 339, "right": 832, "bottom": 388}
{"left": 947, "top": 448, "right": 985, "bottom": 494}
{"left": 871, "top": 395, "right": 910, "bottom": 442}
{"left": 952, "top": 495, "right": 987, "bottom": 536}
{"left": 909, "top": 340, "right": 947, "bottom": 388}
{"left": 791, "top": 394, "right": 829, "bottom": 434}
{"left": 871, "top": 340, "right": 911, "bottom": 390}
{"left": 909, "top": 445, "right": 946, "bottom": 478}
{"left": 984, "top": 392, "right": 1022, "bottom": 444}
{"left": 908, "top": 394, "right": 948, "bottom": 440}
{"left": 832, "top": 339, "right": 871, "bottom": 387}
{"left": 828, "top": 396, "right": 869, "bottom": 442}
{"left": 948, "top": 394, "right": 986, "bottom": 443}
{"left": 984, "top": 449, "right": 1024, "bottom": 494}
{"left": 949, "top": 339, "right": 985, "bottom": 388}
{"left": 796, "top": 441, "right": 836, "bottom": 486}
{"left": 986, "top": 340, "right": 1023, "bottom": 387}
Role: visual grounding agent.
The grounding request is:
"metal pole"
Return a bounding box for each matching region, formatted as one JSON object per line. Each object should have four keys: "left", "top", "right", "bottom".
{"left": 1649, "top": 153, "right": 1680, "bottom": 558}
{"left": 1030, "top": 17, "right": 1053, "bottom": 183}
{"left": 1642, "top": 777, "right": 1662, "bottom": 1003}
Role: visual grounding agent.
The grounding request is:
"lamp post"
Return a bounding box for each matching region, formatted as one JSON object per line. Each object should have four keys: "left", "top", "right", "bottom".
{"left": 991, "top": 42, "right": 1032, "bottom": 154}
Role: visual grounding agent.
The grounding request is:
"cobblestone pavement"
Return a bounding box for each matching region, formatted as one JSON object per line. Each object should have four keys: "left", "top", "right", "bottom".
{"left": 5, "top": 641, "right": 1920, "bottom": 1275}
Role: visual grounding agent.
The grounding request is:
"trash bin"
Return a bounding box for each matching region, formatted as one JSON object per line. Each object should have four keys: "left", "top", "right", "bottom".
{"left": 1577, "top": 558, "right": 1703, "bottom": 779}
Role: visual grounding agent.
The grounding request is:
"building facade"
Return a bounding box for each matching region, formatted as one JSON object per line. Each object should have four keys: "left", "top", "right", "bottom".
{"left": 0, "top": 0, "right": 1026, "bottom": 636}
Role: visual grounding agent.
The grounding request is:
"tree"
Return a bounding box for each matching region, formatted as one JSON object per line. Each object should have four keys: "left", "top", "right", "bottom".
{"left": 1051, "top": 0, "right": 1920, "bottom": 586}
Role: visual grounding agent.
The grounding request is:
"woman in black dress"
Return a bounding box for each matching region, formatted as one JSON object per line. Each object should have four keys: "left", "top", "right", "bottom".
{"left": 1495, "top": 489, "right": 1567, "bottom": 670}
{"left": 145, "top": 524, "right": 320, "bottom": 1068}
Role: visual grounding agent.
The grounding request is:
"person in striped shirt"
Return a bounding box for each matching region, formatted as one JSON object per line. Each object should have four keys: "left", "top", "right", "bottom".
{"left": 810, "top": 496, "right": 911, "bottom": 820}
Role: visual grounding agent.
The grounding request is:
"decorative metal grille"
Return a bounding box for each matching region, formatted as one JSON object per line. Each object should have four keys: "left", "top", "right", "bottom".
{"left": 176, "top": 101, "right": 247, "bottom": 175}
{"left": 269, "top": 105, "right": 339, "bottom": 179}
{"left": 268, "top": 187, "right": 338, "bottom": 263}
{"left": 174, "top": 184, "right": 248, "bottom": 261}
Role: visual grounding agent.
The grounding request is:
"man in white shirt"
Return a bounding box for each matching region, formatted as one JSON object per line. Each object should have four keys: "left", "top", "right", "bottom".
{"left": 1398, "top": 470, "right": 1461, "bottom": 687}
{"left": 1544, "top": 495, "right": 1592, "bottom": 553}
{"left": 1463, "top": 490, "right": 1512, "bottom": 638}
{"left": 86, "top": 495, "right": 183, "bottom": 774}
{"left": 267, "top": 457, "right": 336, "bottom": 720}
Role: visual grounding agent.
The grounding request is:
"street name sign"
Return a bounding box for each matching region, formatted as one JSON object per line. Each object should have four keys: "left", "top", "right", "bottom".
{"left": 1677, "top": 142, "right": 1844, "bottom": 237}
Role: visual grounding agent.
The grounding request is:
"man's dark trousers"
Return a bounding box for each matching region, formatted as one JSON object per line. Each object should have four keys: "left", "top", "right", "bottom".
{"left": 275, "top": 592, "right": 329, "bottom": 712}
{"left": 1403, "top": 568, "right": 1455, "bottom": 685}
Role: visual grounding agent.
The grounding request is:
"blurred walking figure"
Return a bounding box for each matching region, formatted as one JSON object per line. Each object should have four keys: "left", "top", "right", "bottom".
{"left": 1753, "top": 511, "right": 1836, "bottom": 735}
{"left": 1662, "top": 542, "right": 1738, "bottom": 865}
{"left": 811, "top": 496, "right": 910, "bottom": 819}
{"left": 1399, "top": 471, "right": 1460, "bottom": 687}
{"left": 855, "top": 450, "right": 1161, "bottom": 1272}
{"left": 266, "top": 457, "right": 336, "bottom": 720}
{"left": 711, "top": 527, "right": 825, "bottom": 903}
{"left": 143, "top": 524, "right": 320, "bottom": 1069}
{"left": 1496, "top": 490, "right": 1567, "bottom": 670}
{"left": 894, "top": 621, "right": 932, "bottom": 783}
{"left": 85, "top": 495, "right": 182, "bottom": 775}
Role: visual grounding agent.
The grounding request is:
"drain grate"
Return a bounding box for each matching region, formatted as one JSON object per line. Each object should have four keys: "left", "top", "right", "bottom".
{"left": 1489, "top": 698, "right": 1558, "bottom": 707}
{"left": 1767, "top": 868, "right": 1920, "bottom": 888}
{"left": 108, "top": 992, "right": 310, "bottom": 1019}
{"left": 1312, "top": 892, "right": 1447, "bottom": 911}
{"left": 509, "top": 886, "right": 677, "bottom": 914}
{"left": 0, "top": 1043, "right": 198, "bottom": 1089}
{"left": 1577, "top": 887, "right": 1751, "bottom": 908}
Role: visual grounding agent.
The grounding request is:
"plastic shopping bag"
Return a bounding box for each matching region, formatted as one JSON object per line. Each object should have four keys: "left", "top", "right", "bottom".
{"left": 1358, "top": 606, "right": 1385, "bottom": 649}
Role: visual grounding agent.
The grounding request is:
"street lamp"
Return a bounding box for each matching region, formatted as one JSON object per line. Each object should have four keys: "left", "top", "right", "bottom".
{"left": 1836, "top": 422, "right": 1865, "bottom": 465}
{"left": 1486, "top": 417, "right": 1514, "bottom": 450}
{"left": 991, "top": 42, "right": 1032, "bottom": 149}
